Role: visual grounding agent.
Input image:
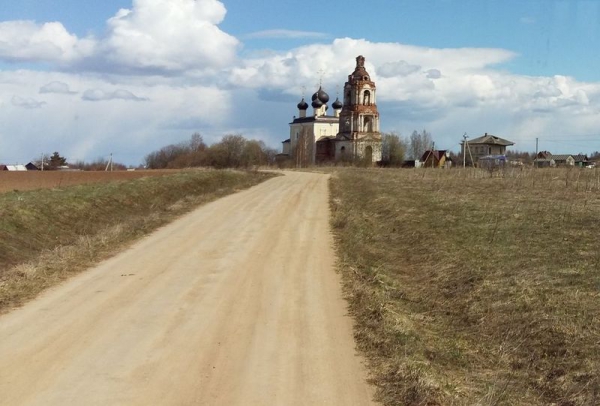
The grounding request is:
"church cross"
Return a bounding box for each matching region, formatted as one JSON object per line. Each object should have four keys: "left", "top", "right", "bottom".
{"left": 316, "top": 69, "right": 325, "bottom": 88}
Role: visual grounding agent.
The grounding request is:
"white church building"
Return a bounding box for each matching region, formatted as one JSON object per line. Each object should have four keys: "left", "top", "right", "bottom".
{"left": 283, "top": 55, "right": 382, "bottom": 166}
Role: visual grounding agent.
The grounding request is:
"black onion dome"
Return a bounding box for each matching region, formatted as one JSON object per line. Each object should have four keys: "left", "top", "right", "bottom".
{"left": 332, "top": 97, "right": 343, "bottom": 109}
{"left": 311, "top": 86, "right": 330, "bottom": 104}
{"left": 318, "top": 89, "right": 329, "bottom": 103}
{"left": 311, "top": 98, "right": 323, "bottom": 108}
{"left": 297, "top": 98, "right": 309, "bottom": 110}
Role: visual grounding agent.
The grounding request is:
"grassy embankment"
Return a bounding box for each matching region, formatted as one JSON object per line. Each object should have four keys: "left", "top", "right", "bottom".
{"left": 0, "top": 169, "right": 275, "bottom": 313}
{"left": 330, "top": 167, "right": 600, "bottom": 405}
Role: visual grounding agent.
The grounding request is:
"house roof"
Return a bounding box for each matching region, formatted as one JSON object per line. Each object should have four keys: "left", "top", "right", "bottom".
{"left": 282, "top": 139, "right": 291, "bottom": 143}
{"left": 572, "top": 154, "right": 589, "bottom": 162}
{"left": 467, "top": 133, "right": 514, "bottom": 146}
{"left": 420, "top": 150, "right": 447, "bottom": 162}
{"left": 4, "top": 165, "right": 27, "bottom": 171}
{"left": 551, "top": 154, "right": 573, "bottom": 161}
{"left": 537, "top": 150, "right": 552, "bottom": 159}
{"left": 537, "top": 152, "right": 588, "bottom": 162}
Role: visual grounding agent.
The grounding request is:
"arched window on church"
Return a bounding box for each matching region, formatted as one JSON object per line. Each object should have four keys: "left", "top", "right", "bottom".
{"left": 363, "top": 90, "right": 371, "bottom": 105}
{"left": 364, "top": 116, "right": 373, "bottom": 132}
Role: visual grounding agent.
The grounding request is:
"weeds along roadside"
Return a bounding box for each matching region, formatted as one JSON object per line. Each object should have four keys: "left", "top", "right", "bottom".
{"left": 329, "top": 167, "right": 600, "bottom": 406}
{"left": 0, "top": 169, "right": 275, "bottom": 313}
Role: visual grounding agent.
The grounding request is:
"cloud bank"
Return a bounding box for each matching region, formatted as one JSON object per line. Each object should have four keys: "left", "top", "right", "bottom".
{"left": 40, "top": 81, "right": 77, "bottom": 94}
{"left": 0, "top": 0, "right": 599, "bottom": 165}
{"left": 82, "top": 89, "right": 148, "bottom": 102}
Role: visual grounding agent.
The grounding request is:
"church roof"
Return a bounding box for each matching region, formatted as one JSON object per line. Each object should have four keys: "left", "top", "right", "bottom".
{"left": 311, "top": 87, "right": 330, "bottom": 104}
{"left": 290, "top": 116, "right": 339, "bottom": 124}
{"left": 297, "top": 98, "right": 309, "bottom": 110}
{"left": 350, "top": 55, "right": 371, "bottom": 82}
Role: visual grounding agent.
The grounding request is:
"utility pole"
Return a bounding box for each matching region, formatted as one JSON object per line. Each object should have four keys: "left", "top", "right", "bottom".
{"left": 40, "top": 153, "right": 44, "bottom": 171}
{"left": 105, "top": 153, "right": 113, "bottom": 172}
{"left": 462, "top": 133, "right": 468, "bottom": 168}
{"left": 432, "top": 141, "right": 435, "bottom": 168}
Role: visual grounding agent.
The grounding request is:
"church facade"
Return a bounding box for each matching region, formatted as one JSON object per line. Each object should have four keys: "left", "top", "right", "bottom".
{"left": 283, "top": 55, "right": 382, "bottom": 166}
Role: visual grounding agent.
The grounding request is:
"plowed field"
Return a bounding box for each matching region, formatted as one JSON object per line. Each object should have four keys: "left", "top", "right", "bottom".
{"left": 0, "top": 170, "right": 181, "bottom": 193}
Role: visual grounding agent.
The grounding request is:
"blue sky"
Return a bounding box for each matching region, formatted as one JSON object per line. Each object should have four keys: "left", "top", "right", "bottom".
{"left": 1, "top": 0, "right": 600, "bottom": 164}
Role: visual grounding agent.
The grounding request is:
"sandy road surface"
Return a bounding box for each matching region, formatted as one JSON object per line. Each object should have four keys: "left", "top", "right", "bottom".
{"left": 0, "top": 172, "right": 375, "bottom": 406}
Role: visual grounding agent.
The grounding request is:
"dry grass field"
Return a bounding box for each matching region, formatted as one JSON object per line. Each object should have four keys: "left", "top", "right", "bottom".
{"left": 330, "top": 167, "right": 600, "bottom": 405}
{"left": 0, "top": 169, "right": 181, "bottom": 194}
{"left": 0, "top": 169, "right": 275, "bottom": 312}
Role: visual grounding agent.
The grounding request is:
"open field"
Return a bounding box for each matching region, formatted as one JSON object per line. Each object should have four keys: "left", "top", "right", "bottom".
{"left": 0, "top": 169, "right": 182, "bottom": 194}
{"left": 0, "top": 169, "right": 275, "bottom": 312}
{"left": 330, "top": 167, "right": 600, "bottom": 405}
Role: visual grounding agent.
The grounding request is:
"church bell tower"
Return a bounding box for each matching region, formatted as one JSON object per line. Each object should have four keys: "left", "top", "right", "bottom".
{"left": 336, "top": 55, "right": 382, "bottom": 163}
{"left": 338, "top": 55, "right": 381, "bottom": 140}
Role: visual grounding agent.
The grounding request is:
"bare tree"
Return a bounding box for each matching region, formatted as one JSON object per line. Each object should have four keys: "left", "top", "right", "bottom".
{"left": 293, "top": 128, "right": 314, "bottom": 168}
{"left": 145, "top": 132, "right": 277, "bottom": 169}
{"left": 409, "top": 129, "right": 433, "bottom": 160}
{"left": 381, "top": 132, "right": 407, "bottom": 167}
{"left": 189, "top": 132, "right": 207, "bottom": 152}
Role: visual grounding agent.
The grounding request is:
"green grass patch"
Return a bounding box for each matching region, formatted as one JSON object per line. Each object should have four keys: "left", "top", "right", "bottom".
{"left": 0, "top": 169, "right": 275, "bottom": 312}
{"left": 330, "top": 167, "right": 600, "bottom": 405}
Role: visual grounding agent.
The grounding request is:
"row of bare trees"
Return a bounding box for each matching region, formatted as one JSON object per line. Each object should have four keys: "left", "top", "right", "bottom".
{"left": 144, "top": 133, "right": 278, "bottom": 169}
{"left": 380, "top": 129, "right": 434, "bottom": 166}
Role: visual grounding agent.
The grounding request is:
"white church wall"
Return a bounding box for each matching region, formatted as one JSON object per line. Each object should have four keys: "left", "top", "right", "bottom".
{"left": 314, "top": 122, "right": 339, "bottom": 141}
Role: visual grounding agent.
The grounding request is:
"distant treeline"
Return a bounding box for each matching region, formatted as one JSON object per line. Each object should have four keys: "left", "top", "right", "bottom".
{"left": 145, "top": 133, "right": 279, "bottom": 169}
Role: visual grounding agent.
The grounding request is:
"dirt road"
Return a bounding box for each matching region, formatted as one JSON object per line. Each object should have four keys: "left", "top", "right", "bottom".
{"left": 0, "top": 172, "right": 375, "bottom": 406}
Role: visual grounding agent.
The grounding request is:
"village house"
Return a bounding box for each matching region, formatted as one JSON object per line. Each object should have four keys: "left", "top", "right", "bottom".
{"left": 420, "top": 150, "right": 452, "bottom": 168}
{"left": 461, "top": 133, "right": 514, "bottom": 166}
{"left": 282, "top": 55, "right": 382, "bottom": 166}
{"left": 534, "top": 151, "right": 590, "bottom": 167}
{"left": 572, "top": 154, "right": 590, "bottom": 167}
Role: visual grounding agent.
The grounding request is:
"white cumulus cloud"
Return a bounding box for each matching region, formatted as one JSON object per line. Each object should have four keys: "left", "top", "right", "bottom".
{"left": 82, "top": 89, "right": 148, "bottom": 102}
{"left": 0, "top": 20, "right": 95, "bottom": 64}
{"left": 101, "top": 0, "right": 239, "bottom": 72}
{"left": 11, "top": 95, "right": 46, "bottom": 109}
{"left": 39, "top": 81, "right": 77, "bottom": 94}
{"left": 0, "top": 0, "right": 238, "bottom": 75}
{"left": 426, "top": 69, "right": 442, "bottom": 79}
{"left": 378, "top": 61, "right": 422, "bottom": 78}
